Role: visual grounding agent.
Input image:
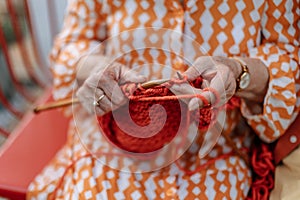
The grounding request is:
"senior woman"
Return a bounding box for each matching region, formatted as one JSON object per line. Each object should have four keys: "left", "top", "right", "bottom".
{"left": 28, "top": 0, "right": 299, "bottom": 199}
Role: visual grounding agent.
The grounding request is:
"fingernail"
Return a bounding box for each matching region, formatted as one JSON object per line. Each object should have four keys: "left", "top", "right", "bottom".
{"left": 189, "top": 102, "right": 198, "bottom": 111}
{"left": 189, "top": 98, "right": 200, "bottom": 111}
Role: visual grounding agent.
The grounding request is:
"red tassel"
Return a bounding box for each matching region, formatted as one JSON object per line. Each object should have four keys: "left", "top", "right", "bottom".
{"left": 246, "top": 139, "right": 275, "bottom": 200}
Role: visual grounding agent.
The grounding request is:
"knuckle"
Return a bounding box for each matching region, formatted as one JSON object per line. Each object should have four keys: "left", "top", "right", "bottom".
{"left": 114, "top": 95, "right": 126, "bottom": 105}
{"left": 104, "top": 70, "right": 116, "bottom": 80}
{"left": 98, "top": 78, "right": 106, "bottom": 85}
{"left": 213, "top": 56, "right": 225, "bottom": 63}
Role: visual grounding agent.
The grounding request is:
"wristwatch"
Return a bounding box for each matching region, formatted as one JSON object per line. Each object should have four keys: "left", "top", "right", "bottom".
{"left": 231, "top": 57, "right": 250, "bottom": 91}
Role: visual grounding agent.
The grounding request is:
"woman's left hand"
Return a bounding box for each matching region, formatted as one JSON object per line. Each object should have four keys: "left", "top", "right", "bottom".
{"left": 171, "top": 56, "right": 242, "bottom": 111}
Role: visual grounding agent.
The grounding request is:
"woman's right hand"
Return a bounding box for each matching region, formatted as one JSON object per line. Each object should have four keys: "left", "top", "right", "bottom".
{"left": 76, "top": 55, "right": 146, "bottom": 115}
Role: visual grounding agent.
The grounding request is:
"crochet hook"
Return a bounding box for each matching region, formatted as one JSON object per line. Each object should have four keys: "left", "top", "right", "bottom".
{"left": 33, "top": 78, "right": 170, "bottom": 113}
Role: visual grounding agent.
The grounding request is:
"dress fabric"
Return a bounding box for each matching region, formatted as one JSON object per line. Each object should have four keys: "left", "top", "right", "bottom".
{"left": 27, "top": 0, "right": 300, "bottom": 199}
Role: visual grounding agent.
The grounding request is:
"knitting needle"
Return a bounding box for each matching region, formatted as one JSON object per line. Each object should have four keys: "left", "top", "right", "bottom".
{"left": 138, "top": 78, "right": 170, "bottom": 89}
{"left": 33, "top": 98, "right": 80, "bottom": 113}
{"left": 33, "top": 78, "right": 170, "bottom": 114}
{"left": 176, "top": 71, "right": 184, "bottom": 80}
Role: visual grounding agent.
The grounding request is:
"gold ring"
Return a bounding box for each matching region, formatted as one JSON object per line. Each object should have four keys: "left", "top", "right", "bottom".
{"left": 93, "top": 94, "right": 105, "bottom": 106}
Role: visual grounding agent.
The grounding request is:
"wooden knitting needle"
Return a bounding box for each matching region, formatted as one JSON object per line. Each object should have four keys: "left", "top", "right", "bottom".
{"left": 33, "top": 98, "right": 80, "bottom": 113}
{"left": 33, "top": 78, "right": 170, "bottom": 114}
{"left": 176, "top": 71, "right": 184, "bottom": 80}
{"left": 138, "top": 78, "right": 170, "bottom": 89}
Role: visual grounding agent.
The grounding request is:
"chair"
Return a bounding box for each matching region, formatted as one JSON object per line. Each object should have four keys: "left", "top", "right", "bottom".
{"left": 0, "top": 1, "right": 68, "bottom": 199}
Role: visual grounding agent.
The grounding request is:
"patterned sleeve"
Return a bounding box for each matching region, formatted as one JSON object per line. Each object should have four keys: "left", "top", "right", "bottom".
{"left": 50, "top": 0, "right": 107, "bottom": 101}
{"left": 241, "top": 0, "right": 300, "bottom": 143}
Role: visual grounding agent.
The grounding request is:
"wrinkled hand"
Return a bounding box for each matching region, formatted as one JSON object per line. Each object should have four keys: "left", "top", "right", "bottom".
{"left": 76, "top": 59, "right": 146, "bottom": 115}
{"left": 171, "top": 56, "right": 240, "bottom": 110}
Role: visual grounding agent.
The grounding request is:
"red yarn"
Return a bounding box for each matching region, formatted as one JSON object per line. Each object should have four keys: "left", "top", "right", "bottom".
{"left": 97, "top": 77, "right": 215, "bottom": 153}
{"left": 246, "top": 138, "right": 275, "bottom": 200}
{"left": 225, "top": 96, "right": 241, "bottom": 110}
{"left": 53, "top": 77, "right": 274, "bottom": 199}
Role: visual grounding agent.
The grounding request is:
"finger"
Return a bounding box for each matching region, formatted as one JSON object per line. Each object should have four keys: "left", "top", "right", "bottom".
{"left": 110, "top": 84, "right": 127, "bottom": 106}
{"left": 170, "top": 81, "right": 215, "bottom": 110}
{"left": 198, "top": 73, "right": 233, "bottom": 107}
{"left": 170, "top": 82, "right": 195, "bottom": 94}
{"left": 182, "top": 67, "right": 201, "bottom": 81}
{"left": 201, "top": 71, "right": 217, "bottom": 82}
{"left": 93, "top": 88, "right": 105, "bottom": 115}
{"left": 98, "top": 79, "right": 126, "bottom": 105}
{"left": 209, "top": 71, "right": 235, "bottom": 105}
{"left": 96, "top": 94, "right": 112, "bottom": 115}
{"left": 188, "top": 91, "right": 214, "bottom": 111}
{"left": 188, "top": 97, "right": 204, "bottom": 111}
{"left": 201, "top": 79, "right": 210, "bottom": 89}
{"left": 183, "top": 66, "right": 216, "bottom": 82}
{"left": 120, "top": 67, "right": 147, "bottom": 84}
{"left": 93, "top": 88, "right": 105, "bottom": 103}
{"left": 170, "top": 82, "right": 198, "bottom": 104}
{"left": 76, "top": 86, "right": 95, "bottom": 114}
{"left": 93, "top": 89, "right": 109, "bottom": 116}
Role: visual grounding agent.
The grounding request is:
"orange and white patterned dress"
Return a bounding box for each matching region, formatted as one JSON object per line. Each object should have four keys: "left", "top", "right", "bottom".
{"left": 28, "top": 0, "right": 300, "bottom": 199}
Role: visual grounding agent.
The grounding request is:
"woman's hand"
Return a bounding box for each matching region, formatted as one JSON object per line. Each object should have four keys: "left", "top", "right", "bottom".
{"left": 172, "top": 56, "right": 238, "bottom": 110}
{"left": 76, "top": 56, "right": 146, "bottom": 115}
{"left": 171, "top": 56, "right": 269, "bottom": 112}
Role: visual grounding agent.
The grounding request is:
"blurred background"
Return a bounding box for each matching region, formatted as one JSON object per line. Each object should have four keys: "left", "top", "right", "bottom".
{"left": 0, "top": 0, "right": 66, "bottom": 146}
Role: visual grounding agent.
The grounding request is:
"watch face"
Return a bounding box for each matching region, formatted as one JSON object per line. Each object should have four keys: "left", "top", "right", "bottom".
{"left": 240, "top": 72, "right": 250, "bottom": 89}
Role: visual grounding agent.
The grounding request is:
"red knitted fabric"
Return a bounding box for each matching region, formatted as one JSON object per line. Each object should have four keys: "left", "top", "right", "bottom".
{"left": 97, "top": 77, "right": 214, "bottom": 153}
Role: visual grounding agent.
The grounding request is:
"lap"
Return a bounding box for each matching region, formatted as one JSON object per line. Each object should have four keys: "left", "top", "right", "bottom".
{"left": 27, "top": 115, "right": 251, "bottom": 200}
